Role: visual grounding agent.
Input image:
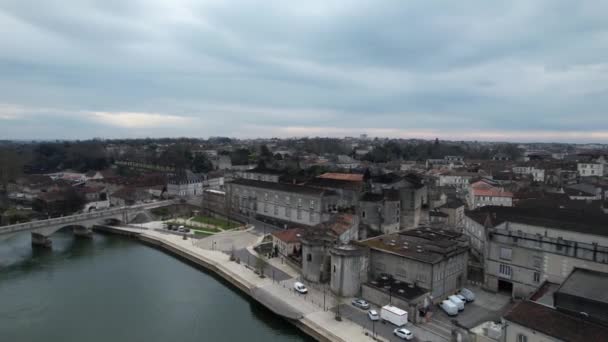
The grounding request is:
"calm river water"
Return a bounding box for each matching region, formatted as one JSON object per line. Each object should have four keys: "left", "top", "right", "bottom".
{"left": 0, "top": 231, "right": 313, "bottom": 342}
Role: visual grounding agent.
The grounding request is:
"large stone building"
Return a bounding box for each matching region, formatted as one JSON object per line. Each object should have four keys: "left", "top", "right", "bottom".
{"left": 167, "top": 169, "right": 203, "bottom": 198}
{"left": 226, "top": 179, "right": 338, "bottom": 226}
{"left": 359, "top": 190, "right": 401, "bottom": 236}
{"left": 358, "top": 227, "right": 469, "bottom": 301}
{"left": 369, "top": 173, "right": 427, "bottom": 230}
{"left": 465, "top": 206, "right": 608, "bottom": 298}
{"left": 237, "top": 167, "right": 283, "bottom": 183}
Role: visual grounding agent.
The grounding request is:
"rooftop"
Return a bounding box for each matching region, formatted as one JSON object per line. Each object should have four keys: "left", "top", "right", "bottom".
{"left": 466, "top": 206, "right": 608, "bottom": 238}
{"left": 557, "top": 268, "right": 608, "bottom": 304}
{"left": 272, "top": 228, "right": 304, "bottom": 244}
{"left": 318, "top": 172, "right": 364, "bottom": 182}
{"left": 229, "top": 178, "right": 335, "bottom": 196}
{"left": 504, "top": 300, "right": 608, "bottom": 342}
{"left": 358, "top": 227, "right": 468, "bottom": 264}
{"left": 305, "top": 177, "right": 364, "bottom": 191}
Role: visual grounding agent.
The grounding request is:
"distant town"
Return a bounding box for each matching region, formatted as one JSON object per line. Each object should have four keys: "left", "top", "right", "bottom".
{"left": 1, "top": 135, "right": 608, "bottom": 342}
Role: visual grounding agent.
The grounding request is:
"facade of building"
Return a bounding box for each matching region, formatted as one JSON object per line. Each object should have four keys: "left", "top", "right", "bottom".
{"left": 577, "top": 162, "right": 606, "bottom": 177}
{"left": 359, "top": 227, "right": 469, "bottom": 301}
{"left": 512, "top": 166, "right": 546, "bottom": 182}
{"left": 470, "top": 206, "right": 608, "bottom": 298}
{"left": 470, "top": 180, "right": 514, "bottom": 208}
{"left": 359, "top": 190, "right": 401, "bottom": 235}
{"left": 438, "top": 171, "right": 476, "bottom": 189}
{"left": 167, "top": 170, "right": 203, "bottom": 198}
{"left": 237, "top": 167, "right": 282, "bottom": 183}
{"left": 226, "top": 179, "right": 338, "bottom": 226}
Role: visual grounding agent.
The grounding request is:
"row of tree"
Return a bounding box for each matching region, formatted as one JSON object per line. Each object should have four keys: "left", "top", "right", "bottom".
{"left": 361, "top": 139, "right": 523, "bottom": 163}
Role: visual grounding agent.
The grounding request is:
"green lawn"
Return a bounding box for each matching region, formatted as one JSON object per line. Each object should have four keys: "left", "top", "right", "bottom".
{"left": 191, "top": 215, "right": 240, "bottom": 230}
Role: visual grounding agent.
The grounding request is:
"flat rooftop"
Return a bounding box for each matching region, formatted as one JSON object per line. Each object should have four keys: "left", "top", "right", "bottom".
{"left": 359, "top": 227, "right": 468, "bottom": 264}
{"left": 557, "top": 268, "right": 608, "bottom": 304}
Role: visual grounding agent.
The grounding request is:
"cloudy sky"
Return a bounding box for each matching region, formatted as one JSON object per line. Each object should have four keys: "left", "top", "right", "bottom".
{"left": 1, "top": 1, "right": 607, "bottom": 142}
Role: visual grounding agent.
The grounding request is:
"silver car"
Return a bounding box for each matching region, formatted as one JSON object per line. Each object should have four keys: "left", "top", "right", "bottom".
{"left": 351, "top": 299, "right": 370, "bottom": 310}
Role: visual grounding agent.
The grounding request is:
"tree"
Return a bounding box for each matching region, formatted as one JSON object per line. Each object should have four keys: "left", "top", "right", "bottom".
{"left": 0, "top": 148, "right": 24, "bottom": 192}
{"left": 192, "top": 154, "right": 213, "bottom": 173}
{"left": 256, "top": 256, "right": 267, "bottom": 278}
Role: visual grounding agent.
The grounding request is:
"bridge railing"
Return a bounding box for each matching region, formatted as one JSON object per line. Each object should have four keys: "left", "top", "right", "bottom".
{"left": 0, "top": 200, "right": 177, "bottom": 235}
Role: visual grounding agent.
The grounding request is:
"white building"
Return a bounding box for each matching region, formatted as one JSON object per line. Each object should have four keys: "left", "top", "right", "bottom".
{"left": 577, "top": 162, "right": 606, "bottom": 177}
{"left": 512, "top": 166, "right": 545, "bottom": 182}
{"left": 167, "top": 169, "right": 203, "bottom": 198}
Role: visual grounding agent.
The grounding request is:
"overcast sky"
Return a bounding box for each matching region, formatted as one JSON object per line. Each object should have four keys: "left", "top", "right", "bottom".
{"left": 1, "top": 1, "right": 607, "bottom": 142}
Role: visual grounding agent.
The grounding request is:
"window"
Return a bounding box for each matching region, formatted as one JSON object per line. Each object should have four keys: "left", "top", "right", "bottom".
{"left": 532, "top": 256, "right": 542, "bottom": 269}
{"left": 306, "top": 254, "right": 312, "bottom": 262}
{"left": 500, "top": 247, "right": 513, "bottom": 260}
{"left": 533, "top": 272, "right": 540, "bottom": 283}
{"left": 297, "top": 209, "right": 302, "bottom": 220}
{"left": 274, "top": 205, "right": 278, "bottom": 215}
{"left": 264, "top": 192, "right": 268, "bottom": 201}
{"left": 517, "top": 334, "right": 528, "bottom": 342}
{"left": 285, "top": 196, "right": 290, "bottom": 205}
{"left": 362, "top": 210, "right": 366, "bottom": 218}
{"left": 499, "top": 264, "right": 512, "bottom": 278}
{"left": 286, "top": 207, "right": 291, "bottom": 218}
{"left": 310, "top": 200, "right": 315, "bottom": 209}
{"left": 297, "top": 198, "right": 302, "bottom": 207}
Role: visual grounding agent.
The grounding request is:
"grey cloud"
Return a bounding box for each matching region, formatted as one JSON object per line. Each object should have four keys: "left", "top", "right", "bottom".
{"left": 0, "top": 0, "right": 607, "bottom": 141}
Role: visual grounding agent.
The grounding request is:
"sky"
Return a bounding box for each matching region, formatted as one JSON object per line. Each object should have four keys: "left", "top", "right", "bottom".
{"left": 0, "top": 0, "right": 607, "bottom": 142}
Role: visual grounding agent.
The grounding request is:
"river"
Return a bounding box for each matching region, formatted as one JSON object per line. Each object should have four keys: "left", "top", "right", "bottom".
{"left": 0, "top": 230, "right": 313, "bottom": 342}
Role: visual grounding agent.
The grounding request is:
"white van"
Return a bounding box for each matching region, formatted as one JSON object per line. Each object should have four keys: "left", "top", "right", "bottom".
{"left": 380, "top": 305, "right": 408, "bottom": 327}
{"left": 439, "top": 300, "right": 459, "bottom": 316}
{"left": 448, "top": 295, "right": 465, "bottom": 311}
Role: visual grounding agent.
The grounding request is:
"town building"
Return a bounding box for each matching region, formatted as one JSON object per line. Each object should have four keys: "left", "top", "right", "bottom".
{"left": 167, "top": 169, "right": 203, "bottom": 198}
{"left": 359, "top": 190, "right": 401, "bottom": 235}
{"left": 578, "top": 162, "right": 606, "bottom": 177}
{"left": 512, "top": 165, "right": 545, "bottom": 182}
{"left": 226, "top": 179, "right": 338, "bottom": 226}
{"left": 503, "top": 300, "right": 608, "bottom": 342}
{"left": 237, "top": 167, "right": 282, "bottom": 183}
{"left": 469, "top": 180, "right": 513, "bottom": 208}
{"left": 465, "top": 206, "right": 608, "bottom": 298}
{"left": 358, "top": 227, "right": 469, "bottom": 301}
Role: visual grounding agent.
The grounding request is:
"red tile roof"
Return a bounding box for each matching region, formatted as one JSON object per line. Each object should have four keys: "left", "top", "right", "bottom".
{"left": 473, "top": 188, "right": 513, "bottom": 198}
{"left": 272, "top": 228, "right": 304, "bottom": 244}
{"left": 318, "top": 173, "right": 364, "bottom": 182}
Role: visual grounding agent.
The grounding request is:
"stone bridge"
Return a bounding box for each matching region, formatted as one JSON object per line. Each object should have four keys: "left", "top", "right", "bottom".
{"left": 0, "top": 200, "right": 177, "bottom": 247}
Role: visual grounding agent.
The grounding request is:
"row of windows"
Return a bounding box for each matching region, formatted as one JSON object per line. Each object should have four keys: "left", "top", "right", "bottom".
{"left": 499, "top": 263, "right": 541, "bottom": 283}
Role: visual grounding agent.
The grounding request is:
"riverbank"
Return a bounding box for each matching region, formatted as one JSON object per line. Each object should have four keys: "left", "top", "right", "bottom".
{"left": 94, "top": 225, "right": 372, "bottom": 342}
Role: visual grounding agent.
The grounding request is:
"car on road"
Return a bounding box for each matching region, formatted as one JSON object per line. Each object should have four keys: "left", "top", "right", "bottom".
{"left": 294, "top": 282, "right": 308, "bottom": 294}
{"left": 352, "top": 299, "right": 370, "bottom": 310}
{"left": 459, "top": 288, "right": 475, "bottom": 302}
{"left": 393, "top": 328, "right": 414, "bottom": 340}
{"left": 368, "top": 309, "right": 379, "bottom": 321}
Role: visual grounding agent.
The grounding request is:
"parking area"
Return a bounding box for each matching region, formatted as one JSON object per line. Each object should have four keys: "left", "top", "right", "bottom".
{"left": 432, "top": 286, "right": 512, "bottom": 329}
{"left": 336, "top": 302, "right": 449, "bottom": 342}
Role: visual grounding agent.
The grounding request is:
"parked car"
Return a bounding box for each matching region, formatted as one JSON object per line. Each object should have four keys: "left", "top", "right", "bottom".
{"left": 393, "top": 328, "right": 414, "bottom": 340}
{"left": 456, "top": 294, "right": 467, "bottom": 303}
{"left": 459, "top": 288, "right": 476, "bottom": 302}
{"left": 448, "top": 295, "right": 465, "bottom": 311}
{"left": 294, "top": 282, "right": 308, "bottom": 294}
{"left": 352, "top": 299, "right": 370, "bottom": 310}
{"left": 368, "top": 310, "right": 379, "bottom": 321}
{"left": 439, "top": 300, "right": 459, "bottom": 316}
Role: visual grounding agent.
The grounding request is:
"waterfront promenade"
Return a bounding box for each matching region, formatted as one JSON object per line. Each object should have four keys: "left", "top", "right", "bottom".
{"left": 95, "top": 225, "right": 378, "bottom": 342}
